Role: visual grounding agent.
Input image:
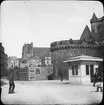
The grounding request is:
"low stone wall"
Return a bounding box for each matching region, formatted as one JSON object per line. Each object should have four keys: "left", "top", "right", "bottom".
{"left": 69, "top": 76, "right": 81, "bottom": 84}
{"left": 81, "top": 76, "right": 91, "bottom": 85}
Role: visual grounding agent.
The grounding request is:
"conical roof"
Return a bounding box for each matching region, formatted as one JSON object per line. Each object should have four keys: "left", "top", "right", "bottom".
{"left": 80, "top": 25, "right": 93, "bottom": 41}
{"left": 91, "top": 13, "right": 98, "bottom": 20}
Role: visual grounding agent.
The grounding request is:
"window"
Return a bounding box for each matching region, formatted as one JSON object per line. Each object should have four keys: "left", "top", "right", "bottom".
{"left": 30, "top": 70, "right": 34, "bottom": 72}
{"left": 51, "top": 68, "right": 53, "bottom": 72}
{"left": 36, "top": 68, "right": 40, "bottom": 75}
{"left": 75, "top": 65, "right": 78, "bottom": 75}
{"left": 72, "top": 66, "right": 74, "bottom": 75}
{"left": 30, "top": 77, "right": 34, "bottom": 79}
{"left": 72, "top": 65, "right": 78, "bottom": 75}
{"left": 86, "top": 65, "right": 89, "bottom": 75}
{"left": 47, "top": 60, "right": 49, "bottom": 64}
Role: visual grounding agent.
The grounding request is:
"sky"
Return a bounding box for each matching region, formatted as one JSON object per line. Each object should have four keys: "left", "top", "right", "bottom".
{"left": 0, "top": 0, "right": 103, "bottom": 58}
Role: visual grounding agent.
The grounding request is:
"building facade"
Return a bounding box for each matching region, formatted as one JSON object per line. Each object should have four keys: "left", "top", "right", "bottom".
{"left": 50, "top": 13, "right": 104, "bottom": 79}
{"left": 8, "top": 56, "right": 19, "bottom": 69}
{"left": 16, "top": 42, "right": 53, "bottom": 81}
{"left": 64, "top": 55, "right": 103, "bottom": 85}
{"left": 0, "top": 43, "right": 8, "bottom": 77}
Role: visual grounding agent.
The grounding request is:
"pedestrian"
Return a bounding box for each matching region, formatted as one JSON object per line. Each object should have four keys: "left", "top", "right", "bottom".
{"left": 96, "top": 82, "right": 103, "bottom": 92}
{"left": 8, "top": 66, "right": 15, "bottom": 94}
{"left": 93, "top": 68, "right": 98, "bottom": 87}
{"left": 59, "top": 72, "right": 63, "bottom": 82}
{"left": 61, "top": 75, "right": 63, "bottom": 82}
{"left": 96, "top": 73, "right": 103, "bottom": 92}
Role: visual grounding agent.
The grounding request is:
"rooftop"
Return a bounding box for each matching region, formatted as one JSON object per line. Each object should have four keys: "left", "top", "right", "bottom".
{"left": 64, "top": 55, "right": 103, "bottom": 63}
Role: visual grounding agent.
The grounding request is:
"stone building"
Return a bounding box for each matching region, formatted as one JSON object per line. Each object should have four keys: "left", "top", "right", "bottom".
{"left": 0, "top": 43, "right": 8, "bottom": 77}
{"left": 22, "top": 42, "right": 34, "bottom": 59}
{"left": 17, "top": 42, "right": 53, "bottom": 81}
{"left": 7, "top": 56, "right": 20, "bottom": 80}
{"left": 8, "top": 56, "right": 19, "bottom": 69}
{"left": 50, "top": 13, "right": 104, "bottom": 79}
{"left": 22, "top": 42, "right": 52, "bottom": 67}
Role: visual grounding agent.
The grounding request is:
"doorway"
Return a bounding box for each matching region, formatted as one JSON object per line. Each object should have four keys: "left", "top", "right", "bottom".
{"left": 90, "top": 65, "right": 94, "bottom": 82}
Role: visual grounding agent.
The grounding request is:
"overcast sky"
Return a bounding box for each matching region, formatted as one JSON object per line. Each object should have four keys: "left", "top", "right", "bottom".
{"left": 0, "top": 1, "right": 103, "bottom": 58}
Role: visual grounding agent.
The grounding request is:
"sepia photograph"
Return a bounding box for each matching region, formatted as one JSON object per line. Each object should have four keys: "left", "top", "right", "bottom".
{"left": 0, "top": 0, "right": 104, "bottom": 104}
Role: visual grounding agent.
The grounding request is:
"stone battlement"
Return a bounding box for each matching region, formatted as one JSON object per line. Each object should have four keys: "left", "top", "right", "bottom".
{"left": 50, "top": 39, "right": 98, "bottom": 51}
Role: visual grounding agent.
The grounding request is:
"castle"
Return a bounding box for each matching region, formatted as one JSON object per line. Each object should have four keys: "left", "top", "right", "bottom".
{"left": 12, "top": 13, "right": 103, "bottom": 81}
{"left": 50, "top": 13, "right": 104, "bottom": 79}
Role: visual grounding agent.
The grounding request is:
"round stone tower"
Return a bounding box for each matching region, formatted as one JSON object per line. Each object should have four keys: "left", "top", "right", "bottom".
{"left": 50, "top": 13, "right": 104, "bottom": 79}
{"left": 50, "top": 40, "right": 99, "bottom": 79}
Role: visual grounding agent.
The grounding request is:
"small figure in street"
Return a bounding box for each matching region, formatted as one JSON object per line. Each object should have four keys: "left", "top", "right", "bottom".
{"left": 96, "top": 73, "right": 103, "bottom": 92}
{"left": 59, "top": 72, "right": 63, "bottom": 82}
{"left": 96, "top": 82, "right": 103, "bottom": 92}
{"left": 8, "top": 66, "right": 15, "bottom": 94}
{"left": 93, "top": 68, "right": 98, "bottom": 87}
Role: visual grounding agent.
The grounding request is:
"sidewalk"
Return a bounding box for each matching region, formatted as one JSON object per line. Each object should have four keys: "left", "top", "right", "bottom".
{"left": 1, "top": 79, "right": 103, "bottom": 104}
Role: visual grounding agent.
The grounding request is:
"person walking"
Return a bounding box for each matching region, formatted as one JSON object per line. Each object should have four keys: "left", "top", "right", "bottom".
{"left": 93, "top": 68, "right": 98, "bottom": 87}
{"left": 8, "top": 66, "right": 15, "bottom": 94}
{"left": 96, "top": 73, "right": 103, "bottom": 92}
{"left": 59, "top": 72, "right": 63, "bottom": 82}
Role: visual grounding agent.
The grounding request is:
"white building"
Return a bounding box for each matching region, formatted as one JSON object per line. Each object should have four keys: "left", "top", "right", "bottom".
{"left": 8, "top": 56, "right": 19, "bottom": 69}
{"left": 64, "top": 55, "right": 103, "bottom": 85}
{"left": 44, "top": 57, "right": 52, "bottom": 66}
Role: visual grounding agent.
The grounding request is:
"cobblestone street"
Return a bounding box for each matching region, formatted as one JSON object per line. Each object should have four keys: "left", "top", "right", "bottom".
{"left": 1, "top": 79, "right": 103, "bottom": 104}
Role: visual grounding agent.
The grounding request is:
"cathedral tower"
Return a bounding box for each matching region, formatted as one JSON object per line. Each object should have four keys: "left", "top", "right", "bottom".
{"left": 22, "top": 42, "right": 33, "bottom": 59}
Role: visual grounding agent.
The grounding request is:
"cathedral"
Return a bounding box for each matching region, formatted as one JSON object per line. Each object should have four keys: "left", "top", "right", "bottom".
{"left": 22, "top": 42, "right": 52, "bottom": 66}
{"left": 19, "top": 42, "right": 53, "bottom": 80}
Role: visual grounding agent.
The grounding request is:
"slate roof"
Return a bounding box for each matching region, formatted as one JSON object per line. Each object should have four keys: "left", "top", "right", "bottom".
{"left": 80, "top": 25, "right": 93, "bottom": 41}
{"left": 33, "top": 47, "right": 50, "bottom": 57}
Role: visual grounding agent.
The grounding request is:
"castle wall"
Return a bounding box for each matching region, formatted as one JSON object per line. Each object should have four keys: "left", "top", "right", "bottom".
{"left": 50, "top": 41, "right": 99, "bottom": 79}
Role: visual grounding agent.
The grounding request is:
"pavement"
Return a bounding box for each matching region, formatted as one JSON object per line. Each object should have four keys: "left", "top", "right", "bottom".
{"left": 1, "top": 79, "right": 103, "bottom": 104}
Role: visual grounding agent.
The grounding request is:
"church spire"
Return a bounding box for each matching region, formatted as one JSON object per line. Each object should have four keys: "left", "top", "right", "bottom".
{"left": 90, "top": 13, "right": 98, "bottom": 23}
{"left": 91, "top": 13, "right": 98, "bottom": 20}
{"left": 80, "top": 25, "right": 92, "bottom": 41}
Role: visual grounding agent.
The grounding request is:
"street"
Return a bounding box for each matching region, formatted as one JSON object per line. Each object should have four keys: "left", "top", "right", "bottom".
{"left": 1, "top": 79, "right": 103, "bottom": 104}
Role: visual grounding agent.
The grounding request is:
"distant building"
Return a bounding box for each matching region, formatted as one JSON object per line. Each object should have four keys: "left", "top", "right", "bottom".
{"left": 0, "top": 43, "right": 8, "bottom": 77}
{"left": 22, "top": 42, "right": 53, "bottom": 67}
{"left": 8, "top": 56, "right": 19, "bottom": 69}
{"left": 16, "top": 43, "right": 53, "bottom": 81}
{"left": 22, "top": 42, "right": 33, "bottom": 59}
{"left": 41, "top": 51, "right": 52, "bottom": 67}
{"left": 44, "top": 57, "right": 52, "bottom": 66}
{"left": 19, "top": 58, "right": 28, "bottom": 68}
{"left": 18, "top": 67, "right": 28, "bottom": 81}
